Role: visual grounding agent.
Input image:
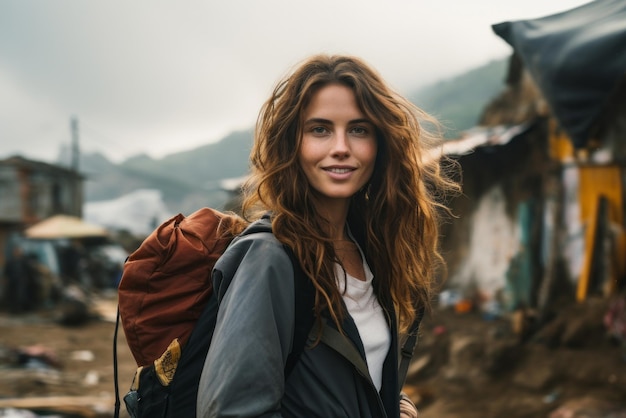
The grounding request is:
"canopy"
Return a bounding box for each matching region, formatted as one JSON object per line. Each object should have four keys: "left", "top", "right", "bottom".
{"left": 25, "top": 215, "right": 109, "bottom": 239}
{"left": 492, "top": 0, "right": 626, "bottom": 148}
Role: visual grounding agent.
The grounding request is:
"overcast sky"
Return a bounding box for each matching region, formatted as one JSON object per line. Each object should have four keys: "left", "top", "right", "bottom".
{"left": 0, "top": 0, "right": 591, "bottom": 163}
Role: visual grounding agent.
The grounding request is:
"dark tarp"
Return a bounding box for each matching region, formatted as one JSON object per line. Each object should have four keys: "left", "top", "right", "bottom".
{"left": 492, "top": 0, "right": 626, "bottom": 148}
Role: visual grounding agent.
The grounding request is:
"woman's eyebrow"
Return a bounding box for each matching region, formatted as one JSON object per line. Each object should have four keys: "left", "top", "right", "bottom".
{"left": 303, "top": 118, "right": 331, "bottom": 125}
{"left": 349, "top": 118, "right": 373, "bottom": 125}
{"left": 303, "top": 118, "right": 373, "bottom": 125}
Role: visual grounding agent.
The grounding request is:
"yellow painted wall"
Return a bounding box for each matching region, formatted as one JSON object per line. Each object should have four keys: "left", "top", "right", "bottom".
{"left": 548, "top": 119, "right": 575, "bottom": 162}
{"left": 579, "top": 165, "right": 623, "bottom": 225}
{"left": 577, "top": 164, "right": 624, "bottom": 301}
{"left": 547, "top": 115, "right": 625, "bottom": 300}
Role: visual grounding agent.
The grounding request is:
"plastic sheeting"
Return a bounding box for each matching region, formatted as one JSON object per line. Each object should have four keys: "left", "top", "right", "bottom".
{"left": 492, "top": 0, "right": 626, "bottom": 148}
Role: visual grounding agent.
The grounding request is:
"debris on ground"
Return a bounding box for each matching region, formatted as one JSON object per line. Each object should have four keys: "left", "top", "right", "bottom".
{"left": 1, "top": 294, "right": 625, "bottom": 417}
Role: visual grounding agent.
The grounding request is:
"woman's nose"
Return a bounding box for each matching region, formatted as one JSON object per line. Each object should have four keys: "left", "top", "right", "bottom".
{"left": 331, "top": 132, "right": 350, "bottom": 158}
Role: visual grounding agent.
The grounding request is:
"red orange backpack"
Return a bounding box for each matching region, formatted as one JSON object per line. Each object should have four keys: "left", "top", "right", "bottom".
{"left": 113, "top": 208, "right": 316, "bottom": 418}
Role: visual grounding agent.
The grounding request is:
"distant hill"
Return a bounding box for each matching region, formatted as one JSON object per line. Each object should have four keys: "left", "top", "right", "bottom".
{"left": 118, "top": 129, "right": 253, "bottom": 187}
{"left": 77, "top": 129, "right": 253, "bottom": 215}
{"left": 408, "top": 58, "right": 508, "bottom": 138}
{"left": 78, "top": 58, "right": 508, "bottom": 215}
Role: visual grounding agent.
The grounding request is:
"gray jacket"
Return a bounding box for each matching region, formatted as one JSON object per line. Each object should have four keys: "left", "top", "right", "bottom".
{"left": 196, "top": 220, "right": 401, "bottom": 418}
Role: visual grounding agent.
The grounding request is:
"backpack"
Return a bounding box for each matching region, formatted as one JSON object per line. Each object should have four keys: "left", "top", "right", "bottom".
{"left": 113, "top": 208, "right": 316, "bottom": 418}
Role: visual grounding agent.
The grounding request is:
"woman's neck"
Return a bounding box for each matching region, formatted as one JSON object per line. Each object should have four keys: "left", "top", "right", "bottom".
{"left": 313, "top": 199, "right": 350, "bottom": 240}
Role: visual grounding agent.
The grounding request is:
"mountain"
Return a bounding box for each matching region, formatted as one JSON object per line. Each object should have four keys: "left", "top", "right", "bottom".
{"left": 408, "top": 58, "right": 508, "bottom": 138}
{"left": 76, "top": 129, "right": 253, "bottom": 217}
{"left": 118, "top": 129, "right": 253, "bottom": 187}
{"left": 78, "top": 58, "right": 508, "bottom": 222}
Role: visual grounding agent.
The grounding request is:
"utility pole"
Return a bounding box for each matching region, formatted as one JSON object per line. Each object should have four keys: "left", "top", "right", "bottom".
{"left": 70, "top": 115, "right": 83, "bottom": 217}
{"left": 71, "top": 116, "right": 80, "bottom": 172}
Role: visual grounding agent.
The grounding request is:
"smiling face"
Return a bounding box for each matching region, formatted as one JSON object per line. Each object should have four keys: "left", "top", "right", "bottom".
{"left": 298, "top": 83, "right": 378, "bottom": 212}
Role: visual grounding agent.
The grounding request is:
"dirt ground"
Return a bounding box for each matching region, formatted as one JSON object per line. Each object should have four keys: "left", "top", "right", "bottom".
{"left": 0, "top": 292, "right": 625, "bottom": 418}
{"left": 407, "top": 298, "right": 626, "bottom": 418}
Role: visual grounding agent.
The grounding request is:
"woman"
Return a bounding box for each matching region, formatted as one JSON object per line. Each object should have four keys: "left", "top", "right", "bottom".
{"left": 197, "top": 54, "right": 457, "bottom": 417}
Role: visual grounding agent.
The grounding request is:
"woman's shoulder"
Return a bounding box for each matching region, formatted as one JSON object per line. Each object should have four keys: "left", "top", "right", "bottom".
{"left": 213, "top": 217, "right": 297, "bottom": 302}
{"left": 231, "top": 216, "right": 283, "bottom": 251}
{"left": 215, "top": 217, "right": 292, "bottom": 275}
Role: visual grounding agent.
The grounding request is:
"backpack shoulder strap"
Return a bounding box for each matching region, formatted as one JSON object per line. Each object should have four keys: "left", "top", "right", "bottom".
{"left": 397, "top": 307, "right": 424, "bottom": 388}
{"left": 284, "top": 245, "right": 315, "bottom": 377}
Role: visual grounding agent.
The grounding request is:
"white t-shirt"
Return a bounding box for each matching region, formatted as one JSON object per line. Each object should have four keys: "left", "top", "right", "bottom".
{"left": 335, "top": 244, "right": 391, "bottom": 391}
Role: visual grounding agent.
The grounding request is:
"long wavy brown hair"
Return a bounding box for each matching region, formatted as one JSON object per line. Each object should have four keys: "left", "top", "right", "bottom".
{"left": 241, "top": 54, "right": 458, "bottom": 333}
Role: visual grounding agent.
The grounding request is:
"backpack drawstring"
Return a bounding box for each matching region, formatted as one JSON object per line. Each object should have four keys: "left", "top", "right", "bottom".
{"left": 113, "top": 305, "right": 121, "bottom": 418}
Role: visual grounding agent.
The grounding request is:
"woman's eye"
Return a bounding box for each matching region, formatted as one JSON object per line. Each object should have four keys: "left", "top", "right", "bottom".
{"left": 350, "top": 126, "right": 368, "bottom": 135}
{"left": 312, "top": 126, "right": 328, "bottom": 135}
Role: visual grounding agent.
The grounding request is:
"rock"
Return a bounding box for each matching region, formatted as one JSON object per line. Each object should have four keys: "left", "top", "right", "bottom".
{"left": 483, "top": 338, "right": 523, "bottom": 376}
{"left": 512, "top": 364, "right": 556, "bottom": 390}
{"left": 560, "top": 301, "right": 607, "bottom": 348}
{"left": 512, "top": 346, "right": 557, "bottom": 390}
{"left": 532, "top": 317, "right": 567, "bottom": 348}
{"left": 443, "top": 336, "right": 487, "bottom": 381}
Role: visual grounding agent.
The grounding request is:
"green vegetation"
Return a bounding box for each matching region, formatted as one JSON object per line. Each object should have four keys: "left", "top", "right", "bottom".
{"left": 408, "top": 58, "right": 508, "bottom": 138}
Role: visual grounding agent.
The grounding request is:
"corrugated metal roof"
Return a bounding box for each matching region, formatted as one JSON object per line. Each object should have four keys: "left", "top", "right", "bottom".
{"left": 0, "top": 155, "right": 83, "bottom": 178}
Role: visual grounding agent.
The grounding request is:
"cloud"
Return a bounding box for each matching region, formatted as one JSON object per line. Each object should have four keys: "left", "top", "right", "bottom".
{"left": 0, "top": 0, "right": 591, "bottom": 162}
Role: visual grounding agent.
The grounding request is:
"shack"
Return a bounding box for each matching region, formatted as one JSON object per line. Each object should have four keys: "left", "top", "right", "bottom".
{"left": 440, "top": 0, "right": 626, "bottom": 319}
{"left": 0, "top": 155, "right": 83, "bottom": 268}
